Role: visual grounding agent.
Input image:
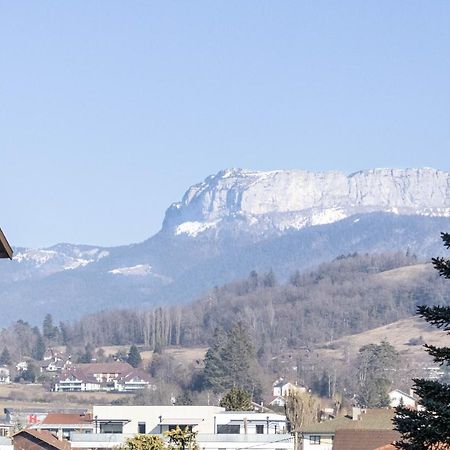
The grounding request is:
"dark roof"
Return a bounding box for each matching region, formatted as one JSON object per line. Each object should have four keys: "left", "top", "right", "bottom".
{"left": 0, "top": 229, "right": 12, "bottom": 259}
{"left": 332, "top": 429, "right": 400, "bottom": 450}
{"left": 302, "top": 409, "right": 395, "bottom": 434}
{"left": 13, "top": 429, "right": 71, "bottom": 450}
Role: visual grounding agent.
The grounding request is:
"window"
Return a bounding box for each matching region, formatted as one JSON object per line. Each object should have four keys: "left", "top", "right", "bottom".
{"left": 217, "top": 425, "right": 240, "bottom": 434}
{"left": 309, "top": 435, "right": 321, "bottom": 445}
{"left": 256, "top": 425, "right": 264, "bottom": 434}
{"left": 100, "top": 423, "right": 123, "bottom": 434}
{"left": 138, "top": 422, "right": 146, "bottom": 434}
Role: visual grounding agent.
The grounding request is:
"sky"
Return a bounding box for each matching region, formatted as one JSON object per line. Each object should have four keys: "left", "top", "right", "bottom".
{"left": 1, "top": 1, "right": 450, "bottom": 248}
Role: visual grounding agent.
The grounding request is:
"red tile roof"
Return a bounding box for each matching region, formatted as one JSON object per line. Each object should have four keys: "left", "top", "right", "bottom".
{"left": 42, "top": 413, "right": 92, "bottom": 425}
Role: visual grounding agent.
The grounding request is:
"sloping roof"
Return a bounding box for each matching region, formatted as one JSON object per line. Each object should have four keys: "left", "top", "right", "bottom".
{"left": 0, "top": 228, "right": 12, "bottom": 259}
{"left": 13, "top": 429, "right": 71, "bottom": 450}
{"left": 332, "top": 429, "right": 400, "bottom": 450}
{"left": 42, "top": 413, "right": 92, "bottom": 425}
{"left": 303, "top": 409, "right": 395, "bottom": 434}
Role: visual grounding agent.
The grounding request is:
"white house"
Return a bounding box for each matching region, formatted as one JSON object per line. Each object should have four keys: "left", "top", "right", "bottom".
{"left": 91, "top": 405, "right": 289, "bottom": 436}
{"left": 388, "top": 389, "right": 416, "bottom": 409}
{"left": 92, "top": 405, "right": 224, "bottom": 434}
{"left": 0, "top": 367, "right": 10, "bottom": 384}
{"left": 215, "top": 411, "right": 288, "bottom": 435}
{"left": 69, "top": 432, "right": 294, "bottom": 450}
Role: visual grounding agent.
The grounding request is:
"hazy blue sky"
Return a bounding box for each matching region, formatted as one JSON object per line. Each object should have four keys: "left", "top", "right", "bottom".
{"left": 1, "top": 1, "right": 449, "bottom": 248}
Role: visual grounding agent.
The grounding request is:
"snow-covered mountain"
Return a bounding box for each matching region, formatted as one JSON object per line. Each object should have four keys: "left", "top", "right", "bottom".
{"left": 1, "top": 167, "right": 450, "bottom": 325}
{"left": 163, "top": 168, "right": 450, "bottom": 237}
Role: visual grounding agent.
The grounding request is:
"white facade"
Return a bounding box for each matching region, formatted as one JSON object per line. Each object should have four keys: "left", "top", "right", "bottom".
{"left": 54, "top": 375, "right": 101, "bottom": 392}
{"left": 301, "top": 432, "right": 333, "bottom": 450}
{"left": 69, "top": 433, "right": 294, "bottom": 450}
{"left": 388, "top": 389, "right": 416, "bottom": 409}
{"left": 215, "top": 412, "right": 288, "bottom": 435}
{"left": 92, "top": 406, "right": 288, "bottom": 436}
{"left": 93, "top": 405, "right": 225, "bottom": 435}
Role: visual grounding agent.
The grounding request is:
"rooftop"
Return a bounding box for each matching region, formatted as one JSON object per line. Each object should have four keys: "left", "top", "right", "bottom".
{"left": 302, "top": 409, "right": 395, "bottom": 434}
{"left": 332, "top": 429, "right": 400, "bottom": 450}
{"left": 0, "top": 228, "right": 12, "bottom": 259}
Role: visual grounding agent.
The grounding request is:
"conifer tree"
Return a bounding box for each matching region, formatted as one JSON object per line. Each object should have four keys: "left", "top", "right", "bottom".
{"left": 0, "top": 347, "right": 12, "bottom": 365}
{"left": 128, "top": 345, "right": 142, "bottom": 368}
{"left": 394, "top": 232, "right": 450, "bottom": 448}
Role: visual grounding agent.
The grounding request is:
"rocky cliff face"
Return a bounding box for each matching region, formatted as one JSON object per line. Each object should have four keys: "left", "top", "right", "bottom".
{"left": 163, "top": 168, "right": 450, "bottom": 236}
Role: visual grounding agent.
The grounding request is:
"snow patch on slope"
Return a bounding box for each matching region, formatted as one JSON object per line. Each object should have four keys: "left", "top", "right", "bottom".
{"left": 109, "top": 264, "right": 153, "bottom": 276}
{"left": 175, "top": 221, "right": 218, "bottom": 237}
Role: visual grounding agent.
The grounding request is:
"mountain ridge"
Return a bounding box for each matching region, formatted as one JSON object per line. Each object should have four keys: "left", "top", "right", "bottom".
{"left": 1, "top": 167, "right": 450, "bottom": 325}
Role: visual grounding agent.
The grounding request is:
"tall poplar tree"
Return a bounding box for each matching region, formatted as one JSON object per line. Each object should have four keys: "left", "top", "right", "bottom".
{"left": 394, "top": 232, "right": 450, "bottom": 448}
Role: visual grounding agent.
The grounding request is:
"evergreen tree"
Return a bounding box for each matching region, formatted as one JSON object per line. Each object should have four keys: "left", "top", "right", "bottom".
{"left": 219, "top": 387, "right": 253, "bottom": 411}
{"left": 203, "top": 323, "right": 260, "bottom": 395}
{"left": 31, "top": 333, "right": 46, "bottom": 361}
{"left": 128, "top": 345, "right": 142, "bottom": 368}
{"left": 0, "top": 347, "right": 12, "bottom": 365}
{"left": 203, "top": 328, "right": 227, "bottom": 392}
{"left": 43, "top": 313, "right": 58, "bottom": 341}
{"left": 222, "top": 322, "right": 254, "bottom": 390}
{"left": 394, "top": 232, "right": 450, "bottom": 448}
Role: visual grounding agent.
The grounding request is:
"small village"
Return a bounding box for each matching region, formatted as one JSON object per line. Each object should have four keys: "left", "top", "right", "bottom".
{"left": 2, "top": 6, "right": 450, "bottom": 447}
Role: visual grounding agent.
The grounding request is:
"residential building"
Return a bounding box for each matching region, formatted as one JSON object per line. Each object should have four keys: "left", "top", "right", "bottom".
{"left": 54, "top": 362, "right": 152, "bottom": 392}
{"left": 0, "top": 368, "right": 10, "bottom": 384}
{"left": 12, "top": 429, "right": 69, "bottom": 450}
{"left": 92, "top": 405, "right": 224, "bottom": 434}
{"left": 29, "top": 413, "right": 93, "bottom": 439}
{"left": 388, "top": 389, "right": 416, "bottom": 409}
{"left": 331, "top": 429, "right": 400, "bottom": 450}
{"left": 301, "top": 408, "right": 395, "bottom": 450}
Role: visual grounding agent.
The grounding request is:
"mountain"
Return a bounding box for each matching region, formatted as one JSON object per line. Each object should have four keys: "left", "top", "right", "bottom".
{"left": 163, "top": 167, "right": 450, "bottom": 237}
{"left": 1, "top": 167, "right": 450, "bottom": 325}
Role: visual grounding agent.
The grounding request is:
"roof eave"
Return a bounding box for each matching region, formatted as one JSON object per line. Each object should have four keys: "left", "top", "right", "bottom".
{"left": 0, "top": 229, "right": 13, "bottom": 259}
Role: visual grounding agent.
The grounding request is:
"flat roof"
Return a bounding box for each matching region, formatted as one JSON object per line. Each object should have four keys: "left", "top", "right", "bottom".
{"left": 0, "top": 228, "right": 12, "bottom": 259}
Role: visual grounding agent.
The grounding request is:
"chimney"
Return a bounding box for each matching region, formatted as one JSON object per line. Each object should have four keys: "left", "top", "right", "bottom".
{"left": 352, "top": 407, "right": 361, "bottom": 421}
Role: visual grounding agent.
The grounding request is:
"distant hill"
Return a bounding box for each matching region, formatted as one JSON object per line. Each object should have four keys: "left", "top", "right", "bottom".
{"left": 1, "top": 167, "right": 450, "bottom": 325}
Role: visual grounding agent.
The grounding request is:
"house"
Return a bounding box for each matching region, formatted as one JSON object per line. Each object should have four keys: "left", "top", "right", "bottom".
{"left": 16, "top": 362, "right": 28, "bottom": 373}
{"left": 215, "top": 411, "right": 288, "bottom": 435}
{"left": 69, "top": 432, "right": 294, "bottom": 450}
{"left": 272, "top": 379, "right": 306, "bottom": 397}
{"left": 70, "top": 405, "right": 293, "bottom": 450}
{"left": 4, "top": 408, "right": 88, "bottom": 430}
{"left": 92, "top": 405, "right": 224, "bottom": 434}
{"left": 301, "top": 408, "right": 395, "bottom": 450}
{"left": 331, "top": 429, "right": 400, "bottom": 450}
{"left": 0, "top": 229, "right": 12, "bottom": 260}
{"left": 54, "top": 362, "right": 153, "bottom": 392}
{"left": 270, "top": 379, "right": 307, "bottom": 407}
{"left": 0, "top": 368, "right": 10, "bottom": 384}
{"left": 29, "top": 413, "right": 93, "bottom": 439}
{"left": 91, "top": 405, "right": 289, "bottom": 436}
{"left": 388, "top": 389, "right": 416, "bottom": 409}
{"left": 12, "top": 429, "right": 69, "bottom": 450}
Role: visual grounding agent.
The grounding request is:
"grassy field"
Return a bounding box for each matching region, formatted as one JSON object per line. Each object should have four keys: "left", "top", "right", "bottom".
{"left": 0, "top": 383, "right": 129, "bottom": 412}
{"left": 316, "top": 315, "right": 445, "bottom": 361}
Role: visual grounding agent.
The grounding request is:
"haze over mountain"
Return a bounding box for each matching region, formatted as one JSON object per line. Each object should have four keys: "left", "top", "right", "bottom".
{"left": 1, "top": 167, "right": 450, "bottom": 326}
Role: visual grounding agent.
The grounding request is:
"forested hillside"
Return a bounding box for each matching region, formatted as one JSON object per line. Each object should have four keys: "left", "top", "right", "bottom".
{"left": 32, "top": 252, "right": 449, "bottom": 352}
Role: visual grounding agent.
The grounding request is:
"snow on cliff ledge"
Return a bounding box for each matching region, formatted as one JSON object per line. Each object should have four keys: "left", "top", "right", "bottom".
{"left": 163, "top": 168, "right": 450, "bottom": 236}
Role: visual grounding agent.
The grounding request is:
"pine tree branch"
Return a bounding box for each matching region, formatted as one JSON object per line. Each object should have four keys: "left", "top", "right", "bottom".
{"left": 417, "top": 305, "right": 450, "bottom": 332}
